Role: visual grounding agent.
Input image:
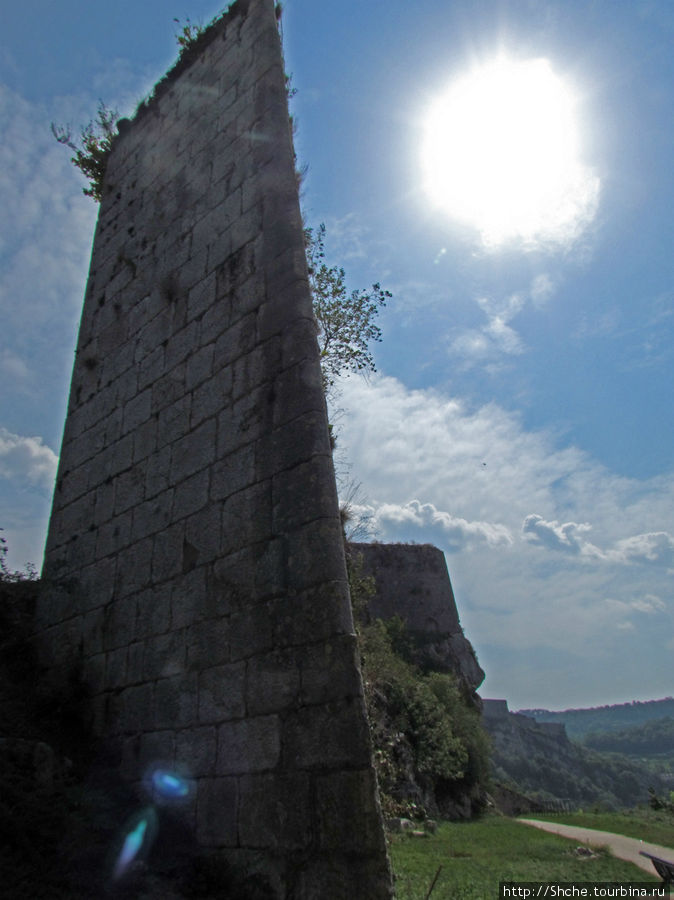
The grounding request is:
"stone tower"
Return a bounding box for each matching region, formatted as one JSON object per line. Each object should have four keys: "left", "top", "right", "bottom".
{"left": 36, "top": 0, "right": 393, "bottom": 894}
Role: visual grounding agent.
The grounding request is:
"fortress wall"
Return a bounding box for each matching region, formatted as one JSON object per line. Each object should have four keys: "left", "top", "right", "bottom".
{"left": 36, "top": 1, "right": 392, "bottom": 894}
{"left": 351, "top": 542, "right": 485, "bottom": 695}
{"left": 352, "top": 542, "right": 462, "bottom": 634}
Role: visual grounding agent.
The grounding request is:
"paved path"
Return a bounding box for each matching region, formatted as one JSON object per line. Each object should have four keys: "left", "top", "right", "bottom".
{"left": 519, "top": 818, "right": 674, "bottom": 878}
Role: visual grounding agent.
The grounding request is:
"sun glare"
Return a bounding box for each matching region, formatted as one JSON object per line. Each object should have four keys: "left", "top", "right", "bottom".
{"left": 422, "top": 56, "right": 599, "bottom": 248}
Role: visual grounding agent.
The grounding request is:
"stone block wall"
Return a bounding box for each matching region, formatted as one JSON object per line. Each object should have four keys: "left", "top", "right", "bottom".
{"left": 36, "top": 1, "right": 392, "bottom": 894}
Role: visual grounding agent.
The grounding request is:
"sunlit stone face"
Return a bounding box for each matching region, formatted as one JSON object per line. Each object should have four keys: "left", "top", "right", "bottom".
{"left": 422, "top": 56, "right": 599, "bottom": 248}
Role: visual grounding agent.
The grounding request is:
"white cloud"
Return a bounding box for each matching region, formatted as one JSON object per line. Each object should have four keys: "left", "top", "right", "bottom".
{"left": 353, "top": 499, "right": 513, "bottom": 550}
{"left": 522, "top": 513, "right": 603, "bottom": 558}
{"left": 0, "top": 427, "right": 58, "bottom": 490}
{"left": 523, "top": 513, "right": 674, "bottom": 568}
{"left": 610, "top": 531, "right": 674, "bottom": 567}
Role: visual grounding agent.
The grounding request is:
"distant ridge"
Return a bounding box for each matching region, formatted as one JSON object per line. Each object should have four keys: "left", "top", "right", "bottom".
{"left": 518, "top": 698, "right": 674, "bottom": 739}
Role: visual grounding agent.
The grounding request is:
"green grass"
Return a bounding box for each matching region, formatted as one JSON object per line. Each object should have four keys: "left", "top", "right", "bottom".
{"left": 526, "top": 809, "right": 674, "bottom": 849}
{"left": 389, "top": 816, "right": 663, "bottom": 899}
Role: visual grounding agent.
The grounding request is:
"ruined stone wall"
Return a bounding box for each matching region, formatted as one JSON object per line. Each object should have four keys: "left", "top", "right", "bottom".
{"left": 351, "top": 542, "right": 485, "bottom": 697}
{"left": 36, "top": 1, "right": 392, "bottom": 894}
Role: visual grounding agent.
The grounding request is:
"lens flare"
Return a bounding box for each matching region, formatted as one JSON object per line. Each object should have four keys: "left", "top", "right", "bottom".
{"left": 112, "top": 808, "right": 158, "bottom": 881}
{"left": 152, "top": 769, "right": 190, "bottom": 799}
{"left": 143, "top": 763, "right": 194, "bottom": 805}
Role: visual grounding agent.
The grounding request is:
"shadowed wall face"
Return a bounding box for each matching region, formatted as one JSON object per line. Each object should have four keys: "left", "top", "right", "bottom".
{"left": 37, "top": 0, "right": 392, "bottom": 894}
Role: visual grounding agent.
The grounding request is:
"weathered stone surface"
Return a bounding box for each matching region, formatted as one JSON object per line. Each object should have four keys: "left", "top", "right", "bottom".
{"left": 36, "top": 1, "right": 392, "bottom": 895}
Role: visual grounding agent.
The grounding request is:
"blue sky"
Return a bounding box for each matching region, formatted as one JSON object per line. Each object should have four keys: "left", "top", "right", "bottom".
{"left": 1, "top": 0, "right": 672, "bottom": 710}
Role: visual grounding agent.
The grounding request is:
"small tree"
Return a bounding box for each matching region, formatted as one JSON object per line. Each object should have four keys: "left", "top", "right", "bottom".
{"left": 51, "top": 102, "right": 119, "bottom": 202}
{"left": 173, "top": 16, "right": 204, "bottom": 50}
{"left": 306, "top": 223, "right": 390, "bottom": 395}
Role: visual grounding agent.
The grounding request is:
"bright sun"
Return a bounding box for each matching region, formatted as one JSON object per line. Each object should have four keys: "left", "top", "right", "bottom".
{"left": 422, "top": 56, "right": 599, "bottom": 248}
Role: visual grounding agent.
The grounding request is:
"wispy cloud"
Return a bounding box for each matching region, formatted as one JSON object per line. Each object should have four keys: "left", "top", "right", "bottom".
{"left": 449, "top": 275, "right": 555, "bottom": 365}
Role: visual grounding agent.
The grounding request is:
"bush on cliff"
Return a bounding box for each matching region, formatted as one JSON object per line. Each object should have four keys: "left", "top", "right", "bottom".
{"left": 346, "top": 548, "right": 490, "bottom": 819}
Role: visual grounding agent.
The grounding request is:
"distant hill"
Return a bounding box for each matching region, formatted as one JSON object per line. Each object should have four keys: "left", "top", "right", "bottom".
{"left": 518, "top": 698, "right": 674, "bottom": 739}
{"left": 483, "top": 700, "right": 668, "bottom": 810}
{"left": 583, "top": 716, "right": 674, "bottom": 759}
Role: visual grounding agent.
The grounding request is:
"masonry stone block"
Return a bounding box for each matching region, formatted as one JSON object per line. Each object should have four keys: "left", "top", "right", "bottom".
{"left": 132, "top": 416, "right": 158, "bottom": 465}
{"left": 114, "top": 465, "right": 146, "bottom": 517}
{"left": 102, "top": 593, "right": 136, "bottom": 651}
{"left": 245, "top": 647, "right": 300, "bottom": 716}
{"left": 220, "top": 482, "right": 272, "bottom": 554}
{"left": 210, "top": 446, "right": 256, "bottom": 503}
{"left": 93, "top": 478, "right": 115, "bottom": 526}
{"left": 251, "top": 537, "right": 285, "bottom": 601}
{"left": 196, "top": 777, "right": 238, "bottom": 847}
{"left": 238, "top": 773, "right": 312, "bottom": 850}
{"left": 115, "top": 536, "right": 154, "bottom": 598}
{"left": 270, "top": 583, "right": 354, "bottom": 651}
{"left": 144, "top": 446, "right": 172, "bottom": 499}
{"left": 185, "top": 342, "right": 215, "bottom": 392}
{"left": 170, "top": 418, "right": 216, "bottom": 483}
{"left": 170, "top": 565, "right": 207, "bottom": 628}
{"left": 38, "top": 0, "right": 392, "bottom": 893}
{"left": 172, "top": 469, "right": 209, "bottom": 521}
{"left": 143, "top": 630, "right": 186, "bottom": 681}
{"left": 135, "top": 587, "right": 171, "bottom": 640}
{"left": 157, "top": 395, "right": 191, "bottom": 451}
{"left": 95, "top": 511, "right": 132, "bottom": 561}
{"left": 186, "top": 616, "right": 230, "bottom": 671}
{"left": 272, "top": 457, "right": 336, "bottom": 532}
{"left": 298, "top": 635, "right": 363, "bottom": 707}
{"left": 151, "top": 522, "right": 184, "bottom": 583}
{"left": 272, "top": 358, "right": 325, "bottom": 429}
{"left": 184, "top": 503, "right": 222, "bottom": 564}
{"left": 175, "top": 726, "right": 217, "bottom": 776}
{"left": 139, "top": 730, "right": 176, "bottom": 769}
{"left": 315, "top": 769, "right": 386, "bottom": 856}
{"left": 127, "top": 641, "right": 145, "bottom": 684}
{"left": 121, "top": 387, "right": 152, "bottom": 435}
{"left": 198, "top": 661, "right": 246, "bottom": 724}
{"left": 283, "top": 519, "right": 352, "bottom": 592}
{"left": 283, "top": 698, "right": 372, "bottom": 771}
{"left": 78, "top": 557, "right": 116, "bottom": 610}
{"left": 256, "top": 410, "right": 332, "bottom": 479}
{"left": 229, "top": 602, "right": 274, "bottom": 662}
{"left": 83, "top": 652, "right": 106, "bottom": 696}
{"left": 131, "top": 489, "right": 174, "bottom": 541}
{"left": 104, "top": 646, "right": 128, "bottom": 691}
{"left": 154, "top": 673, "right": 198, "bottom": 729}
{"left": 119, "top": 681, "right": 154, "bottom": 732}
{"left": 217, "top": 715, "right": 280, "bottom": 775}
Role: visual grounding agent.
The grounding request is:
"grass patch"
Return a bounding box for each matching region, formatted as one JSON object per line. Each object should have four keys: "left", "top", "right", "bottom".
{"left": 526, "top": 809, "right": 674, "bottom": 849}
{"left": 389, "top": 816, "right": 662, "bottom": 899}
